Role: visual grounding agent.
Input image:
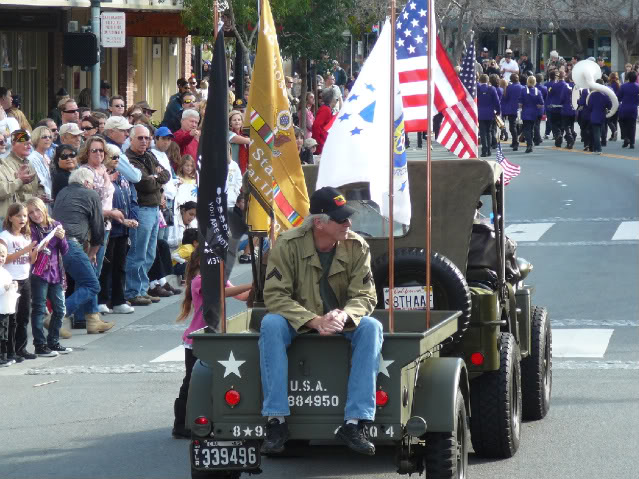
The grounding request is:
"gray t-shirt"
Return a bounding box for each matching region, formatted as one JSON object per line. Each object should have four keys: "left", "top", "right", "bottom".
{"left": 316, "top": 248, "right": 339, "bottom": 314}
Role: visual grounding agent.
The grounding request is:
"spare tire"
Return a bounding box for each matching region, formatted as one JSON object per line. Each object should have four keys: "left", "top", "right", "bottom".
{"left": 371, "top": 248, "right": 471, "bottom": 344}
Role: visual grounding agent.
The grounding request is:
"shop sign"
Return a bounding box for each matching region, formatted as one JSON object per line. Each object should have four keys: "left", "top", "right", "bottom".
{"left": 101, "top": 12, "right": 126, "bottom": 48}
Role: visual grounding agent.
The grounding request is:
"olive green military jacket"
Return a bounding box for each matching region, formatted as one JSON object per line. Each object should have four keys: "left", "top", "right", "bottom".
{"left": 264, "top": 226, "right": 377, "bottom": 332}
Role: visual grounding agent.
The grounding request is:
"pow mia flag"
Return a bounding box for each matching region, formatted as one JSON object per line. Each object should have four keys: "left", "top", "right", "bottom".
{"left": 196, "top": 27, "right": 229, "bottom": 331}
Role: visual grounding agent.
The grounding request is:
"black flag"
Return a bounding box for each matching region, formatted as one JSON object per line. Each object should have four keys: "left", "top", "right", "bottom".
{"left": 196, "top": 28, "right": 229, "bottom": 331}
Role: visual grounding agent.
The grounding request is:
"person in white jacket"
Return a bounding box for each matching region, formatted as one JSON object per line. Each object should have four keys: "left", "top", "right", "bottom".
{"left": 499, "top": 49, "right": 520, "bottom": 82}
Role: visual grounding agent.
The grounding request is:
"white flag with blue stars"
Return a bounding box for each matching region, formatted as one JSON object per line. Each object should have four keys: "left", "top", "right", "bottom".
{"left": 317, "top": 19, "right": 411, "bottom": 225}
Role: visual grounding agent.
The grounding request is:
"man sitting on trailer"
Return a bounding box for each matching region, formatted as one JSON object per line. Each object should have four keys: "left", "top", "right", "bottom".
{"left": 259, "top": 186, "right": 382, "bottom": 456}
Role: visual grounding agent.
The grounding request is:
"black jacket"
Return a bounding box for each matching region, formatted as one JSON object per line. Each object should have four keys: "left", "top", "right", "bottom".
{"left": 124, "top": 148, "right": 170, "bottom": 207}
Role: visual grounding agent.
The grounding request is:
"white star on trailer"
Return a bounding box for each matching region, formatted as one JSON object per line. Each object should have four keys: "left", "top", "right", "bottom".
{"left": 218, "top": 351, "right": 246, "bottom": 378}
{"left": 243, "top": 426, "right": 253, "bottom": 436}
{"left": 378, "top": 354, "right": 395, "bottom": 378}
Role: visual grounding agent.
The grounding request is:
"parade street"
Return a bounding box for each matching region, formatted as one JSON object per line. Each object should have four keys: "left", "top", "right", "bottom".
{"left": 1, "top": 136, "right": 638, "bottom": 479}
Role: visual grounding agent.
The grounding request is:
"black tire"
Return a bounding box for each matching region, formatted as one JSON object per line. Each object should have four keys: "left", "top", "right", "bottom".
{"left": 424, "top": 387, "right": 469, "bottom": 479}
{"left": 371, "top": 249, "right": 471, "bottom": 343}
{"left": 469, "top": 333, "right": 521, "bottom": 458}
{"left": 191, "top": 469, "right": 241, "bottom": 479}
{"left": 521, "top": 306, "right": 552, "bottom": 420}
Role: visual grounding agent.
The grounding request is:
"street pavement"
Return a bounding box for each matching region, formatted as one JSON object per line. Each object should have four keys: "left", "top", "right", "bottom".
{"left": 1, "top": 131, "right": 638, "bottom": 479}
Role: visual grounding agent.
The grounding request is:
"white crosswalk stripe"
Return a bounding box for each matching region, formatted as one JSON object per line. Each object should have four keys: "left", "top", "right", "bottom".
{"left": 505, "top": 223, "right": 555, "bottom": 242}
{"left": 612, "top": 221, "right": 639, "bottom": 240}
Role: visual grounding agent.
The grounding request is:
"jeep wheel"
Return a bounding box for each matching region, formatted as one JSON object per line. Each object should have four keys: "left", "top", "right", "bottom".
{"left": 191, "top": 469, "right": 242, "bottom": 479}
{"left": 371, "top": 249, "right": 471, "bottom": 343}
{"left": 521, "top": 306, "right": 552, "bottom": 420}
{"left": 424, "top": 387, "right": 469, "bottom": 479}
{"left": 469, "top": 332, "right": 521, "bottom": 458}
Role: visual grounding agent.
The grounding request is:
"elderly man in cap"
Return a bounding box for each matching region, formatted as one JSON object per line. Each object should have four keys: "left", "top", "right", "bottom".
{"left": 103, "top": 116, "right": 142, "bottom": 184}
{"left": 59, "top": 123, "right": 83, "bottom": 151}
{"left": 258, "top": 186, "right": 382, "bottom": 457}
{"left": 99, "top": 81, "right": 111, "bottom": 110}
{"left": 499, "top": 49, "right": 519, "bottom": 81}
{"left": 547, "top": 50, "right": 566, "bottom": 72}
{"left": 0, "top": 130, "right": 42, "bottom": 226}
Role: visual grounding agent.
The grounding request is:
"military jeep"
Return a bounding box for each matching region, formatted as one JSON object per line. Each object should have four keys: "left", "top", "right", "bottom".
{"left": 303, "top": 159, "right": 551, "bottom": 459}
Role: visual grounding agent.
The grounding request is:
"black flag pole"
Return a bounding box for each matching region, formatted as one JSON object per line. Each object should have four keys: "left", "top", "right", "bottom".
{"left": 196, "top": 10, "right": 229, "bottom": 332}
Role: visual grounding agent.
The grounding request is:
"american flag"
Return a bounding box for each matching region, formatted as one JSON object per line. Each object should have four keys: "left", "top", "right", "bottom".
{"left": 495, "top": 143, "right": 521, "bottom": 185}
{"left": 395, "top": 0, "right": 466, "bottom": 132}
{"left": 436, "top": 39, "right": 479, "bottom": 159}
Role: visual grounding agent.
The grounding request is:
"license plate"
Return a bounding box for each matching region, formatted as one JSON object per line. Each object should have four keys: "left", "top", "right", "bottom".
{"left": 383, "top": 286, "right": 433, "bottom": 310}
{"left": 192, "top": 440, "right": 260, "bottom": 469}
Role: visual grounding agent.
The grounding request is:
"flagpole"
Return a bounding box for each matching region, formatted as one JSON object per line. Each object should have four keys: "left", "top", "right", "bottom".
{"left": 425, "top": 0, "right": 433, "bottom": 330}
{"left": 387, "top": 0, "right": 397, "bottom": 334}
{"left": 214, "top": 0, "right": 227, "bottom": 334}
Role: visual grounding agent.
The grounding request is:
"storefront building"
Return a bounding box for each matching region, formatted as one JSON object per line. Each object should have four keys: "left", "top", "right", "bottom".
{"left": 0, "top": 0, "right": 192, "bottom": 125}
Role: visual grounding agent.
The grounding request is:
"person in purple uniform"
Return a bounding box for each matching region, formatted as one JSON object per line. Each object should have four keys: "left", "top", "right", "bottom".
{"left": 477, "top": 74, "right": 501, "bottom": 157}
{"left": 543, "top": 70, "right": 557, "bottom": 139}
{"left": 518, "top": 76, "right": 545, "bottom": 153}
{"left": 559, "top": 81, "right": 577, "bottom": 149}
{"left": 617, "top": 71, "right": 639, "bottom": 149}
{"left": 547, "top": 71, "right": 569, "bottom": 147}
{"left": 502, "top": 73, "right": 524, "bottom": 151}
{"left": 577, "top": 88, "right": 593, "bottom": 151}
{"left": 587, "top": 81, "right": 613, "bottom": 154}
{"left": 534, "top": 74, "right": 547, "bottom": 145}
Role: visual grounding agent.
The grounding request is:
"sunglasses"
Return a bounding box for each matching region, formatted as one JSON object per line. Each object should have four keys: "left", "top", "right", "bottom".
{"left": 81, "top": 126, "right": 96, "bottom": 131}
{"left": 63, "top": 109, "right": 79, "bottom": 114}
{"left": 332, "top": 217, "right": 350, "bottom": 225}
{"left": 112, "top": 104, "right": 125, "bottom": 108}
{"left": 90, "top": 148, "right": 105, "bottom": 154}
{"left": 183, "top": 99, "right": 195, "bottom": 104}
{"left": 136, "top": 136, "right": 151, "bottom": 142}
{"left": 189, "top": 82, "right": 197, "bottom": 86}
{"left": 50, "top": 128, "right": 58, "bottom": 133}
{"left": 60, "top": 153, "right": 77, "bottom": 160}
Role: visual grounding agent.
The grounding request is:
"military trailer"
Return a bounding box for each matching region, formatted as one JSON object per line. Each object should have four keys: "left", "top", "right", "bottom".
{"left": 187, "top": 159, "right": 551, "bottom": 477}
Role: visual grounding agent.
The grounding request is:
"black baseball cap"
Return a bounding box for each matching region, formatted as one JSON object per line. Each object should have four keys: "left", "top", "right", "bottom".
{"left": 310, "top": 187, "right": 356, "bottom": 222}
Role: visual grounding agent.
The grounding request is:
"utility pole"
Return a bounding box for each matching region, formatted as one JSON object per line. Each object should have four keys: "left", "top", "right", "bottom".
{"left": 91, "top": 0, "right": 101, "bottom": 109}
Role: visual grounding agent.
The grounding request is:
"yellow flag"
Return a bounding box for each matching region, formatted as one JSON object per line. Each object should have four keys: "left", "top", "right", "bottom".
{"left": 244, "top": 0, "right": 310, "bottom": 234}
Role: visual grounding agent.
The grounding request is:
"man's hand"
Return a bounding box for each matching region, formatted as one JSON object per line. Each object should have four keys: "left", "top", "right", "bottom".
{"left": 109, "top": 209, "right": 125, "bottom": 223}
{"left": 54, "top": 226, "right": 65, "bottom": 239}
{"left": 17, "top": 165, "right": 35, "bottom": 184}
{"left": 307, "top": 310, "right": 346, "bottom": 336}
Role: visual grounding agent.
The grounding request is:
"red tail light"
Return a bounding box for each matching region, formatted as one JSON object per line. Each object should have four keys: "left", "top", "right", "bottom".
{"left": 470, "top": 352, "right": 485, "bottom": 366}
{"left": 194, "top": 416, "right": 209, "bottom": 425}
{"left": 225, "top": 389, "right": 241, "bottom": 407}
{"left": 376, "top": 390, "right": 389, "bottom": 407}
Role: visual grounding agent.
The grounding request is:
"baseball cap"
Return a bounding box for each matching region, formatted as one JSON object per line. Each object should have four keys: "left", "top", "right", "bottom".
{"left": 155, "top": 126, "right": 174, "bottom": 138}
{"left": 482, "top": 47, "right": 488, "bottom": 52}
{"left": 11, "top": 129, "right": 31, "bottom": 143}
{"left": 310, "top": 186, "right": 356, "bottom": 222}
{"left": 233, "top": 98, "right": 247, "bottom": 109}
{"left": 104, "top": 116, "right": 133, "bottom": 131}
{"left": 100, "top": 81, "right": 111, "bottom": 90}
{"left": 59, "top": 123, "right": 83, "bottom": 136}
{"left": 303, "top": 138, "right": 318, "bottom": 149}
{"left": 505, "top": 48, "right": 513, "bottom": 54}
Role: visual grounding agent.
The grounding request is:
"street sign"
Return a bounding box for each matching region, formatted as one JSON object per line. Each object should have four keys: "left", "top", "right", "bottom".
{"left": 100, "top": 12, "right": 125, "bottom": 48}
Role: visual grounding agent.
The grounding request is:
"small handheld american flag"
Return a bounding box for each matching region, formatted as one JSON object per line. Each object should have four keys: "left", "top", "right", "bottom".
{"left": 495, "top": 143, "right": 521, "bottom": 185}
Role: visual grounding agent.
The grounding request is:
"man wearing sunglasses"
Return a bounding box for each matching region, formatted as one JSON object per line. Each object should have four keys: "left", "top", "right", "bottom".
{"left": 124, "top": 125, "right": 171, "bottom": 306}
{"left": 103, "top": 116, "right": 142, "bottom": 184}
{"left": 160, "top": 91, "right": 197, "bottom": 134}
{"left": 259, "top": 186, "right": 382, "bottom": 457}
{"left": 0, "top": 129, "right": 41, "bottom": 227}
{"left": 60, "top": 99, "right": 80, "bottom": 126}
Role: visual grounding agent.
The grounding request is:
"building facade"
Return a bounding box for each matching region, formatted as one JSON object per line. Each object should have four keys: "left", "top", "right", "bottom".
{"left": 0, "top": 0, "right": 192, "bottom": 125}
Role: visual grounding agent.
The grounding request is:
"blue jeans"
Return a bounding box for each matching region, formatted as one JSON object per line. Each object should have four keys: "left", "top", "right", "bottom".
{"left": 259, "top": 314, "right": 383, "bottom": 421}
{"left": 31, "top": 276, "right": 65, "bottom": 347}
{"left": 75, "top": 229, "right": 109, "bottom": 322}
{"left": 62, "top": 240, "right": 100, "bottom": 317}
{"left": 125, "top": 206, "right": 159, "bottom": 299}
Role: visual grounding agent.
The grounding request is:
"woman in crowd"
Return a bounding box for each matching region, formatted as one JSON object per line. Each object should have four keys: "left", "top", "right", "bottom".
{"left": 92, "top": 112, "right": 108, "bottom": 135}
{"left": 304, "top": 92, "right": 315, "bottom": 139}
{"left": 228, "top": 110, "right": 250, "bottom": 174}
{"left": 166, "top": 140, "right": 182, "bottom": 173}
{"left": 51, "top": 145, "right": 77, "bottom": 200}
{"left": 0, "top": 203, "right": 38, "bottom": 362}
{"left": 77, "top": 136, "right": 121, "bottom": 314}
{"left": 312, "top": 88, "right": 337, "bottom": 155}
{"left": 80, "top": 115, "right": 99, "bottom": 141}
{"left": 98, "top": 146, "right": 138, "bottom": 314}
{"left": 125, "top": 105, "right": 143, "bottom": 124}
{"left": 28, "top": 126, "right": 54, "bottom": 202}
{"left": 27, "top": 197, "right": 71, "bottom": 356}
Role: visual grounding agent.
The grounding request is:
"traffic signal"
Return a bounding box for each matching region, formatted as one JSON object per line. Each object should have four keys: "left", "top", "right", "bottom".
{"left": 63, "top": 33, "right": 99, "bottom": 67}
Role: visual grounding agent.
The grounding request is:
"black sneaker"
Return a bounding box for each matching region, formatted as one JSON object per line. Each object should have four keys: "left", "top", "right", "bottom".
{"left": 35, "top": 345, "right": 59, "bottom": 358}
{"left": 18, "top": 350, "right": 37, "bottom": 360}
{"left": 336, "top": 422, "right": 375, "bottom": 456}
{"left": 7, "top": 354, "right": 24, "bottom": 363}
{"left": 49, "top": 343, "right": 73, "bottom": 354}
{"left": 260, "top": 419, "right": 289, "bottom": 454}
